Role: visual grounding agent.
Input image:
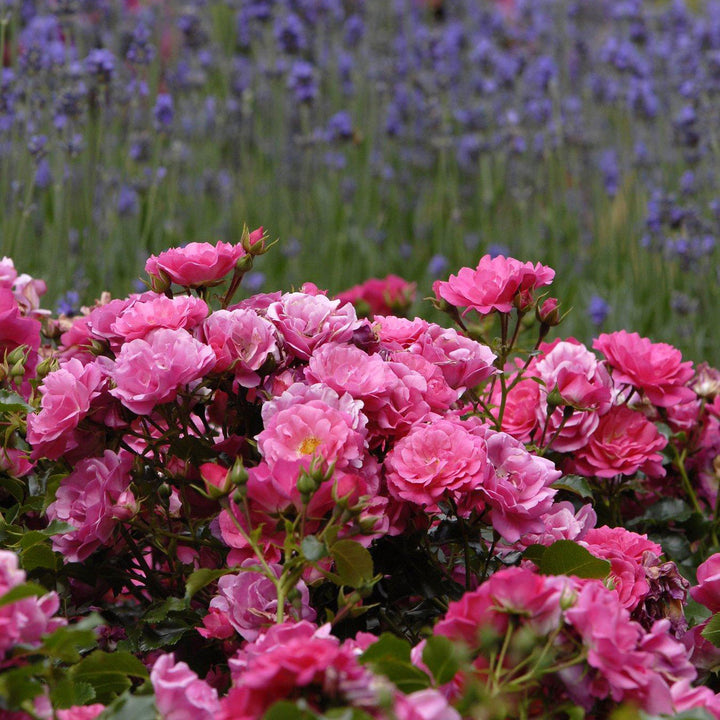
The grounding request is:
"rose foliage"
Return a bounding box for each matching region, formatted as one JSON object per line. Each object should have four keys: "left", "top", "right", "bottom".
{"left": 2, "top": 231, "right": 720, "bottom": 719}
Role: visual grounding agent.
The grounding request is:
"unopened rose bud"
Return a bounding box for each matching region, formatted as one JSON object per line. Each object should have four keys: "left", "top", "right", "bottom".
{"left": 513, "top": 289, "right": 534, "bottom": 312}
{"left": 35, "top": 356, "right": 59, "bottom": 379}
{"left": 546, "top": 386, "right": 564, "bottom": 409}
{"left": 148, "top": 269, "right": 172, "bottom": 294}
{"left": 296, "top": 471, "right": 317, "bottom": 499}
{"left": 5, "top": 346, "right": 27, "bottom": 366}
{"left": 200, "top": 462, "right": 233, "bottom": 500}
{"left": 235, "top": 253, "right": 254, "bottom": 273}
{"left": 536, "top": 297, "right": 561, "bottom": 326}
{"left": 228, "top": 457, "right": 249, "bottom": 487}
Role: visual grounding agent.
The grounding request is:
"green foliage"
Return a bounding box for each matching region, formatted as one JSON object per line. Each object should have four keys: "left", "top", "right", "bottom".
{"left": 525, "top": 540, "right": 611, "bottom": 579}
{"left": 360, "top": 633, "right": 431, "bottom": 693}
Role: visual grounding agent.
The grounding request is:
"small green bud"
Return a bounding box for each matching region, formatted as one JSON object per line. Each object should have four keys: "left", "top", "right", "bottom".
{"left": 35, "top": 356, "right": 59, "bottom": 380}
{"left": 229, "top": 457, "right": 249, "bottom": 487}
{"left": 5, "top": 346, "right": 27, "bottom": 366}
{"left": 296, "top": 471, "right": 317, "bottom": 498}
{"left": 158, "top": 483, "right": 172, "bottom": 500}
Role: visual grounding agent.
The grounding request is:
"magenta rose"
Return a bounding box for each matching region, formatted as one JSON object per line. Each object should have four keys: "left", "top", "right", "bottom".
{"left": 336, "top": 274, "right": 416, "bottom": 317}
{"left": 107, "top": 327, "right": 215, "bottom": 415}
{"left": 690, "top": 554, "right": 720, "bottom": 612}
{"left": 572, "top": 406, "right": 667, "bottom": 479}
{"left": 432, "top": 254, "right": 555, "bottom": 316}
{"left": 145, "top": 240, "right": 246, "bottom": 288}
{"left": 593, "top": 330, "right": 695, "bottom": 407}
{"left": 383, "top": 417, "right": 490, "bottom": 511}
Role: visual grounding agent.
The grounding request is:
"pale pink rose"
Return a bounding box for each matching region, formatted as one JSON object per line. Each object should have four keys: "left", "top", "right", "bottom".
{"left": 56, "top": 706, "right": 106, "bottom": 720}
{"left": 581, "top": 526, "right": 661, "bottom": 610}
{"left": 0, "top": 550, "right": 66, "bottom": 657}
{"left": 518, "top": 501, "right": 597, "bottom": 547}
{"left": 432, "top": 254, "right": 555, "bottom": 316}
{"left": 390, "top": 351, "right": 459, "bottom": 412}
{"left": 594, "top": 330, "right": 695, "bottom": 407}
{"left": 265, "top": 292, "right": 361, "bottom": 360}
{"left": 150, "top": 653, "right": 220, "bottom": 720}
{"left": 690, "top": 553, "right": 720, "bottom": 612}
{"left": 664, "top": 398, "right": 701, "bottom": 434}
{"left": 383, "top": 417, "right": 490, "bottom": 510}
{"left": 416, "top": 324, "right": 498, "bottom": 392}
{"left": 85, "top": 296, "right": 139, "bottom": 349}
{"left": 201, "top": 308, "right": 281, "bottom": 386}
{"left": 257, "top": 396, "right": 367, "bottom": 472}
{"left": 0, "top": 257, "right": 18, "bottom": 287}
{"left": 373, "top": 315, "right": 430, "bottom": 350}
{"left": 27, "top": 358, "right": 105, "bottom": 460}
{"left": 393, "top": 689, "right": 461, "bottom": 720}
{"left": 532, "top": 338, "right": 613, "bottom": 452}
{"left": 572, "top": 406, "right": 667, "bottom": 479}
{"left": 203, "top": 560, "right": 315, "bottom": 641}
{"left": 12, "top": 273, "right": 48, "bottom": 317}
{"left": 47, "top": 450, "right": 136, "bottom": 562}
{"left": 475, "top": 426, "right": 561, "bottom": 542}
{"left": 336, "top": 274, "right": 416, "bottom": 317}
{"left": 108, "top": 328, "right": 215, "bottom": 415}
{"left": 145, "top": 241, "right": 246, "bottom": 288}
{"left": 111, "top": 294, "right": 208, "bottom": 340}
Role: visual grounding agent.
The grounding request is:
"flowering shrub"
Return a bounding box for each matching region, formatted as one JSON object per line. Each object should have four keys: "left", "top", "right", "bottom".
{"left": 2, "top": 236, "right": 720, "bottom": 719}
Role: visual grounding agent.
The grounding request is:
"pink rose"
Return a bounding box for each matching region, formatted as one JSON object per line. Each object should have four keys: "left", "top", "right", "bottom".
{"left": 383, "top": 417, "right": 490, "bottom": 511}
{"left": 145, "top": 240, "right": 246, "bottom": 288}
{"left": 27, "top": 358, "right": 105, "bottom": 460}
{"left": 491, "top": 372, "right": 541, "bottom": 442}
{"left": 432, "top": 254, "right": 554, "bottom": 316}
{"left": 374, "top": 315, "right": 430, "bottom": 349}
{"left": 201, "top": 308, "right": 281, "bottom": 387}
{"left": 47, "top": 450, "right": 136, "bottom": 562}
{"left": 581, "top": 526, "right": 661, "bottom": 610}
{"left": 532, "top": 338, "right": 613, "bottom": 452}
{"left": 593, "top": 330, "right": 695, "bottom": 407}
{"left": 690, "top": 553, "right": 720, "bottom": 612}
{"left": 203, "top": 561, "right": 315, "bottom": 641}
{"left": 572, "top": 406, "right": 667, "bottom": 479}
{"left": 265, "top": 292, "right": 361, "bottom": 360}
{"left": 56, "top": 706, "right": 106, "bottom": 720}
{"left": 150, "top": 654, "right": 220, "bottom": 720}
{"left": 476, "top": 426, "right": 561, "bottom": 543}
{"left": 111, "top": 294, "right": 208, "bottom": 340}
{"left": 108, "top": 328, "right": 215, "bottom": 415}
{"left": 336, "top": 274, "right": 416, "bottom": 317}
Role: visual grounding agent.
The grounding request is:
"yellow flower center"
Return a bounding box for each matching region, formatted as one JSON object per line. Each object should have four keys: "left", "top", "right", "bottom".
{"left": 298, "top": 436, "right": 321, "bottom": 455}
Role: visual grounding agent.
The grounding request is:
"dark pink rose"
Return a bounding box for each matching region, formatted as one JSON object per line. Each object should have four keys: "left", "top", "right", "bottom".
{"left": 690, "top": 553, "right": 720, "bottom": 612}
{"left": 594, "top": 330, "right": 695, "bottom": 407}
{"left": 572, "top": 406, "right": 667, "bottom": 479}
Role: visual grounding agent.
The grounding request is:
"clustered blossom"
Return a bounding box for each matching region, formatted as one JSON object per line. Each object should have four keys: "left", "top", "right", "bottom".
{"left": 5, "top": 241, "right": 720, "bottom": 719}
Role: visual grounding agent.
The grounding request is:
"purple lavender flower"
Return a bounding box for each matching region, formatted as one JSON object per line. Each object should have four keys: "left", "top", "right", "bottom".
{"left": 153, "top": 93, "right": 174, "bottom": 130}
{"left": 326, "top": 111, "right": 353, "bottom": 141}
{"left": 84, "top": 48, "right": 115, "bottom": 83}
{"left": 275, "top": 13, "right": 307, "bottom": 55}
{"left": 588, "top": 295, "right": 610, "bottom": 326}
{"left": 287, "top": 61, "right": 317, "bottom": 103}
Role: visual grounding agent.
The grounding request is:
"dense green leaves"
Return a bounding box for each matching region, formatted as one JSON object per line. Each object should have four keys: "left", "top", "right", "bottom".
{"left": 525, "top": 540, "right": 610, "bottom": 579}
{"left": 360, "top": 633, "right": 431, "bottom": 693}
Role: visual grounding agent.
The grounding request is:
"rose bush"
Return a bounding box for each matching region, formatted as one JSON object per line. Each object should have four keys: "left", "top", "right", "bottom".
{"left": 1, "top": 235, "right": 720, "bottom": 719}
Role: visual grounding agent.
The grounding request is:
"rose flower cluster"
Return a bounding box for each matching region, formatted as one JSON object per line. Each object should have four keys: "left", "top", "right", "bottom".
{"left": 1, "top": 238, "right": 720, "bottom": 719}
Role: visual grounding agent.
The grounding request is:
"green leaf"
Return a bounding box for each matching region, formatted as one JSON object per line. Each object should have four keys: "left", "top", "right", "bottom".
{"left": 330, "top": 539, "right": 374, "bottom": 588}
{"left": 0, "top": 389, "right": 33, "bottom": 413}
{"left": 21, "top": 543, "right": 58, "bottom": 572}
{"left": 523, "top": 544, "right": 547, "bottom": 565}
{"left": 51, "top": 678, "right": 96, "bottom": 709}
{"left": 70, "top": 650, "right": 149, "bottom": 704}
{"left": 263, "top": 701, "right": 319, "bottom": 719}
{"left": 0, "top": 663, "right": 45, "bottom": 706}
{"left": 0, "top": 581, "right": 48, "bottom": 607}
{"left": 537, "top": 540, "right": 610, "bottom": 579}
{"left": 143, "top": 597, "right": 187, "bottom": 623}
{"left": 701, "top": 613, "right": 720, "bottom": 648}
{"left": 41, "top": 617, "right": 103, "bottom": 662}
{"left": 184, "top": 567, "right": 233, "bottom": 601}
{"left": 324, "top": 709, "right": 376, "bottom": 720}
{"left": 97, "top": 690, "right": 158, "bottom": 720}
{"left": 551, "top": 474, "right": 593, "bottom": 499}
{"left": 0, "top": 475, "right": 25, "bottom": 502}
{"left": 301, "top": 535, "right": 327, "bottom": 562}
{"left": 422, "top": 635, "right": 461, "bottom": 685}
{"left": 360, "top": 633, "right": 431, "bottom": 693}
{"left": 360, "top": 633, "right": 412, "bottom": 664}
